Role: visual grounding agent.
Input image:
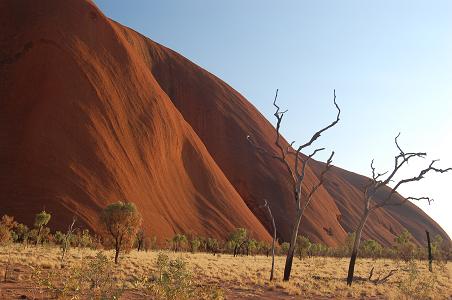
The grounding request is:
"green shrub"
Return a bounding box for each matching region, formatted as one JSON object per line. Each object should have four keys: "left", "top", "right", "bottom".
{"left": 296, "top": 235, "right": 311, "bottom": 259}
{"left": 309, "top": 243, "right": 328, "bottom": 256}
{"left": 206, "top": 238, "right": 219, "bottom": 255}
{"left": 141, "top": 252, "right": 222, "bottom": 300}
{"left": 172, "top": 234, "right": 188, "bottom": 252}
{"left": 280, "top": 242, "right": 290, "bottom": 255}
{"left": 395, "top": 230, "right": 416, "bottom": 262}
{"left": 227, "top": 228, "right": 248, "bottom": 256}
{"left": 361, "top": 239, "right": 383, "bottom": 259}
{"left": 33, "top": 252, "right": 123, "bottom": 299}
{"left": 190, "top": 237, "right": 201, "bottom": 253}
{"left": 101, "top": 201, "right": 142, "bottom": 263}
{"left": 398, "top": 260, "right": 438, "bottom": 299}
{"left": 14, "top": 223, "right": 29, "bottom": 244}
{"left": 34, "top": 210, "right": 51, "bottom": 245}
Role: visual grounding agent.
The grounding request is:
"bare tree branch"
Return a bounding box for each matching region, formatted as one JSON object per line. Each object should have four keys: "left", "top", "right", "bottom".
{"left": 370, "top": 159, "right": 388, "bottom": 181}
{"left": 302, "top": 151, "right": 335, "bottom": 212}
{"left": 371, "top": 159, "right": 452, "bottom": 210}
{"left": 374, "top": 269, "right": 397, "bottom": 285}
{"left": 296, "top": 147, "right": 325, "bottom": 180}
{"left": 248, "top": 89, "right": 340, "bottom": 282}
{"left": 296, "top": 90, "right": 340, "bottom": 151}
{"left": 379, "top": 196, "right": 434, "bottom": 208}
{"left": 347, "top": 132, "right": 451, "bottom": 286}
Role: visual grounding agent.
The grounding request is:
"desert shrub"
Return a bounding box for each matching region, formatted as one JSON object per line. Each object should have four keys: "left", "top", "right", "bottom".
{"left": 227, "top": 228, "right": 248, "bottom": 256}
{"left": 189, "top": 237, "right": 201, "bottom": 253}
{"left": 91, "top": 234, "right": 104, "bottom": 250}
{"left": 340, "top": 232, "right": 355, "bottom": 257}
{"left": 33, "top": 252, "right": 123, "bottom": 299}
{"left": 147, "top": 235, "right": 158, "bottom": 251}
{"left": 101, "top": 201, "right": 142, "bottom": 263}
{"left": 14, "top": 223, "right": 29, "bottom": 244}
{"left": 296, "top": 235, "right": 311, "bottom": 259}
{"left": 0, "top": 225, "right": 11, "bottom": 246}
{"left": 1, "top": 215, "right": 18, "bottom": 230}
{"left": 309, "top": 243, "right": 328, "bottom": 256}
{"left": 244, "top": 239, "right": 258, "bottom": 256}
{"left": 140, "top": 252, "right": 222, "bottom": 300}
{"left": 398, "top": 260, "right": 438, "bottom": 299}
{"left": 54, "top": 230, "right": 71, "bottom": 262}
{"left": 0, "top": 215, "right": 18, "bottom": 246}
{"left": 206, "top": 238, "right": 219, "bottom": 255}
{"left": 28, "top": 229, "right": 38, "bottom": 245}
{"left": 395, "top": 230, "right": 416, "bottom": 262}
{"left": 34, "top": 210, "right": 51, "bottom": 245}
{"left": 135, "top": 229, "right": 145, "bottom": 251}
{"left": 256, "top": 240, "right": 271, "bottom": 256}
{"left": 361, "top": 239, "right": 382, "bottom": 259}
{"left": 280, "top": 242, "right": 290, "bottom": 255}
{"left": 172, "top": 234, "right": 188, "bottom": 252}
{"left": 430, "top": 234, "right": 452, "bottom": 264}
{"left": 73, "top": 228, "right": 93, "bottom": 248}
{"left": 149, "top": 252, "right": 193, "bottom": 299}
{"left": 39, "top": 227, "right": 52, "bottom": 245}
{"left": 439, "top": 238, "right": 452, "bottom": 262}
{"left": 54, "top": 231, "right": 65, "bottom": 245}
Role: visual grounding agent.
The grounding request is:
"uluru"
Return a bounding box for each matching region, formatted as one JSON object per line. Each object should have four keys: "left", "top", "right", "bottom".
{"left": 0, "top": 0, "right": 450, "bottom": 248}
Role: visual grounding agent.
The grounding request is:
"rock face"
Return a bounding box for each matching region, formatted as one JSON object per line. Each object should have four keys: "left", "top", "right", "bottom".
{"left": 0, "top": 0, "right": 449, "bottom": 246}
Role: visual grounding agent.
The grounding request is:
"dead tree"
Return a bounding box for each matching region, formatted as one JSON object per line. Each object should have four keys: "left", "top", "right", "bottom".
{"left": 262, "top": 199, "right": 276, "bottom": 281}
{"left": 61, "top": 217, "right": 76, "bottom": 263}
{"left": 426, "top": 230, "right": 433, "bottom": 272}
{"left": 248, "top": 89, "right": 340, "bottom": 281}
{"left": 368, "top": 267, "right": 397, "bottom": 285}
{"left": 346, "top": 133, "right": 452, "bottom": 286}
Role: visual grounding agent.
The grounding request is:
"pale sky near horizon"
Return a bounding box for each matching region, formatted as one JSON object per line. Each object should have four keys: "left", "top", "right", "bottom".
{"left": 94, "top": 0, "right": 452, "bottom": 238}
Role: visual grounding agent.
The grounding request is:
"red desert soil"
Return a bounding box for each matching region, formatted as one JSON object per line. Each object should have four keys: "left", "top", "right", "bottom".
{"left": 0, "top": 0, "right": 449, "bottom": 246}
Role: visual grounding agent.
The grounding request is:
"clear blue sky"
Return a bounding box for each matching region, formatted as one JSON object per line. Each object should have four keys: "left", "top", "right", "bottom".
{"left": 94, "top": 0, "right": 452, "bottom": 238}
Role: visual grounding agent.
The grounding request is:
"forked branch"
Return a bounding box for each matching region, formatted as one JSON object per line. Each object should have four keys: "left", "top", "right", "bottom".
{"left": 371, "top": 159, "right": 451, "bottom": 210}
{"left": 306, "top": 151, "right": 335, "bottom": 203}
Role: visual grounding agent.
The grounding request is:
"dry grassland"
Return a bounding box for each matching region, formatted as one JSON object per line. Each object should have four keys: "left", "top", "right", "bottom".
{"left": 0, "top": 245, "right": 450, "bottom": 299}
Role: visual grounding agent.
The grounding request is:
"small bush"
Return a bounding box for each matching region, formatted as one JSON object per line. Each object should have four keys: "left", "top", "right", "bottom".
{"left": 280, "top": 242, "right": 290, "bottom": 255}
{"left": 296, "top": 235, "right": 311, "bottom": 259}
{"left": 34, "top": 210, "right": 51, "bottom": 245}
{"left": 398, "top": 260, "right": 438, "bottom": 299}
{"left": 171, "top": 234, "right": 188, "bottom": 252}
{"left": 361, "top": 239, "right": 383, "bottom": 259}
{"left": 32, "top": 252, "right": 123, "bottom": 299}
{"left": 139, "top": 252, "right": 223, "bottom": 300}
{"left": 227, "top": 228, "right": 248, "bottom": 256}
{"left": 190, "top": 237, "right": 201, "bottom": 253}
{"left": 395, "top": 230, "right": 416, "bottom": 262}
{"left": 0, "top": 225, "right": 11, "bottom": 246}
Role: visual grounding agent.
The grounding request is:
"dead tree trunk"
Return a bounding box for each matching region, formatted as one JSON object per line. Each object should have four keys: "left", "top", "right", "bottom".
{"left": 284, "top": 210, "right": 302, "bottom": 280}
{"left": 263, "top": 200, "right": 276, "bottom": 281}
{"left": 61, "top": 217, "right": 76, "bottom": 263}
{"left": 426, "top": 230, "right": 433, "bottom": 272}
{"left": 345, "top": 133, "right": 451, "bottom": 286}
{"left": 347, "top": 212, "right": 369, "bottom": 285}
{"left": 114, "top": 245, "right": 120, "bottom": 264}
{"left": 248, "top": 89, "right": 340, "bottom": 282}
